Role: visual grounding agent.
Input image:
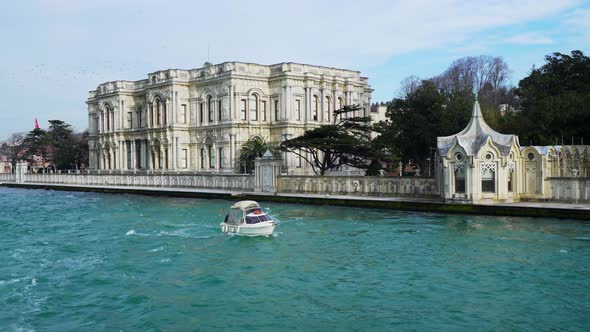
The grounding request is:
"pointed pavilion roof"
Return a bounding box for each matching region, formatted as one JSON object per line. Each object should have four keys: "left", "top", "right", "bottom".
{"left": 437, "top": 99, "right": 518, "bottom": 157}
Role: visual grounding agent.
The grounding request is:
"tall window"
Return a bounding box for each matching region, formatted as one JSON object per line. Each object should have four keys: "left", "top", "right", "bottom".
{"left": 219, "top": 147, "right": 224, "bottom": 169}
{"left": 508, "top": 170, "right": 514, "bottom": 192}
{"left": 312, "top": 96, "right": 318, "bottom": 121}
{"left": 241, "top": 99, "right": 247, "bottom": 120}
{"left": 295, "top": 99, "right": 301, "bottom": 121}
{"left": 261, "top": 101, "right": 267, "bottom": 121}
{"left": 181, "top": 149, "right": 188, "bottom": 168}
{"left": 199, "top": 103, "right": 204, "bottom": 124}
{"left": 127, "top": 112, "right": 132, "bottom": 128}
{"left": 208, "top": 146, "right": 215, "bottom": 169}
{"left": 180, "top": 104, "right": 186, "bottom": 124}
{"left": 105, "top": 107, "right": 111, "bottom": 131}
{"left": 482, "top": 165, "right": 495, "bottom": 193}
{"left": 454, "top": 166, "right": 465, "bottom": 193}
{"left": 250, "top": 95, "right": 258, "bottom": 121}
{"left": 162, "top": 101, "right": 167, "bottom": 125}
{"left": 208, "top": 96, "right": 214, "bottom": 123}
{"left": 138, "top": 107, "right": 143, "bottom": 127}
{"left": 274, "top": 100, "right": 279, "bottom": 121}
{"left": 217, "top": 100, "right": 222, "bottom": 121}
{"left": 155, "top": 99, "right": 161, "bottom": 125}
{"left": 338, "top": 97, "right": 344, "bottom": 119}
{"left": 149, "top": 104, "right": 154, "bottom": 127}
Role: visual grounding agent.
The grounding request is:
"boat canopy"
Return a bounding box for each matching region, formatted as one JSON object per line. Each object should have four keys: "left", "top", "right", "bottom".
{"left": 231, "top": 200, "right": 260, "bottom": 211}
{"left": 227, "top": 201, "right": 262, "bottom": 225}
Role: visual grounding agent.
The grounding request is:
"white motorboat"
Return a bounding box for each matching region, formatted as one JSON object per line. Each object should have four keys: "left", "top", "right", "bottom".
{"left": 220, "top": 200, "right": 277, "bottom": 236}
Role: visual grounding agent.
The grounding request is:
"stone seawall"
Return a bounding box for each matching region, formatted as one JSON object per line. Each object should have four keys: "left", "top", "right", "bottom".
{"left": 277, "top": 176, "right": 438, "bottom": 197}
{"left": 18, "top": 173, "right": 254, "bottom": 191}
{"left": 2, "top": 182, "right": 589, "bottom": 220}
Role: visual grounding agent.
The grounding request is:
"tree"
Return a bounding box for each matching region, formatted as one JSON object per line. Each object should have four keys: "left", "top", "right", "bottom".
{"left": 374, "top": 80, "right": 471, "bottom": 171}
{"left": 47, "top": 120, "right": 76, "bottom": 169}
{"left": 239, "top": 136, "right": 278, "bottom": 173}
{"left": 0, "top": 133, "right": 27, "bottom": 170}
{"left": 515, "top": 50, "right": 590, "bottom": 145}
{"left": 281, "top": 105, "right": 380, "bottom": 175}
{"left": 24, "top": 128, "right": 48, "bottom": 170}
{"left": 71, "top": 131, "right": 89, "bottom": 169}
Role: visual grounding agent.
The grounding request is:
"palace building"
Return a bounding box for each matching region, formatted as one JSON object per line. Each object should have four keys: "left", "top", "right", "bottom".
{"left": 87, "top": 62, "right": 372, "bottom": 174}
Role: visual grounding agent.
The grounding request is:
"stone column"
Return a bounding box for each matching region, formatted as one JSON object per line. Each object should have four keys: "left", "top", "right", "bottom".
{"left": 279, "top": 85, "right": 288, "bottom": 121}
{"left": 320, "top": 88, "right": 325, "bottom": 123}
{"left": 228, "top": 84, "right": 233, "bottom": 120}
{"left": 230, "top": 134, "right": 236, "bottom": 172}
{"left": 233, "top": 92, "right": 239, "bottom": 121}
{"left": 146, "top": 141, "right": 152, "bottom": 170}
{"left": 166, "top": 99, "right": 171, "bottom": 125}
{"left": 173, "top": 137, "right": 178, "bottom": 170}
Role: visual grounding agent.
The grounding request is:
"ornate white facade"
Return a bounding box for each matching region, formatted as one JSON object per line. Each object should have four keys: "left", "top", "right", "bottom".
{"left": 437, "top": 98, "right": 590, "bottom": 203}
{"left": 87, "top": 62, "right": 372, "bottom": 174}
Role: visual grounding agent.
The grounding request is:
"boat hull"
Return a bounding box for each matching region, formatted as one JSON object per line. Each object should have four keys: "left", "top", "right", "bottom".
{"left": 220, "top": 221, "right": 276, "bottom": 236}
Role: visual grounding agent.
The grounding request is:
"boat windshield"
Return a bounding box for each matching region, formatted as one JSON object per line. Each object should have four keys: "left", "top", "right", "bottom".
{"left": 245, "top": 213, "right": 271, "bottom": 224}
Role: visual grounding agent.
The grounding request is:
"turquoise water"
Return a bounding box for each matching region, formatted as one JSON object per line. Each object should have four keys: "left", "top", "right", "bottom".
{"left": 0, "top": 187, "right": 589, "bottom": 331}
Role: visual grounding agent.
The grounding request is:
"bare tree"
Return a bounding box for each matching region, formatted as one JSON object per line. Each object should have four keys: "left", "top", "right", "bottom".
{"left": 434, "top": 55, "right": 511, "bottom": 95}
{"left": 0, "top": 133, "right": 27, "bottom": 171}
{"left": 398, "top": 75, "right": 423, "bottom": 97}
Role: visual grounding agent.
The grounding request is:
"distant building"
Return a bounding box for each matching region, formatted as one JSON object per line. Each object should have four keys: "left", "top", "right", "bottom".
{"left": 0, "top": 155, "right": 11, "bottom": 173}
{"left": 369, "top": 103, "right": 388, "bottom": 123}
{"left": 87, "top": 61, "right": 372, "bottom": 174}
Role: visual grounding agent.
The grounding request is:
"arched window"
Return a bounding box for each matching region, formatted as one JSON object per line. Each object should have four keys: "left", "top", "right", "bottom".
{"left": 481, "top": 162, "right": 496, "bottom": 193}
{"left": 155, "top": 98, "right": 161, "bottom": 125}
{"left": 250, "top": 94, "right": 258, "bottom": 121}
{"left": 313, "top": 95, "right": 319, "bottom": 121}
{"left": 208, "top": 145, "right": 215, "bottom": 169}
{"left": 105, "top": 106, "right": 111, "bottom": 131}
{"left": 162, "top": 100, "right": 167, "bottom": 125}
{"left": 208, "top": 95, "right": 214, "bottom": 123}
{"left": 454, "top": 166, "right": 465, "bottom": 193}
{"left": 137, "top": 106, "right": 143, "bottom": 127}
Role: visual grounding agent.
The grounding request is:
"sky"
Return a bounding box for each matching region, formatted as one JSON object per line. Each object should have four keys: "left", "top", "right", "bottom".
{"left": 1, "top": 0, "right": 589, "bottom": 139}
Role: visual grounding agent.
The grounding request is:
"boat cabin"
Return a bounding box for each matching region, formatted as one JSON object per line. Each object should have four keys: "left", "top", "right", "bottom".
{"left": 226, "top": 200, "right": 271, "bottom": 225}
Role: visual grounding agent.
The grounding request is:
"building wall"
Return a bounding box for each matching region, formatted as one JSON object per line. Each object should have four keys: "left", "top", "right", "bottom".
{"left": 0, "top": 161, "right": 12, "bottom": 174}
{"left": 87, "top": 62, "right": 372, "bottom": 175}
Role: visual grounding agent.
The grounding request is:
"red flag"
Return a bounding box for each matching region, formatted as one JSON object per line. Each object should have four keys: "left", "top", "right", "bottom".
{"left": 34, "top": 118, "right": 39, "bottom": 129}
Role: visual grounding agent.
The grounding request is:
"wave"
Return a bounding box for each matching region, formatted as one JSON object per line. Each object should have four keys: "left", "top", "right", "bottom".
{"left": 157, "top": 230, "right": 212, "bottom": 239}
{"left": 0, "top": 278, "right": 22, "bottom": 286}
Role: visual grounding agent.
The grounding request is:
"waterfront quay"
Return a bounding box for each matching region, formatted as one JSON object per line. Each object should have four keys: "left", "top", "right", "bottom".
{"left": 2, "top": 181, "right": 589, "bottom": 220}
